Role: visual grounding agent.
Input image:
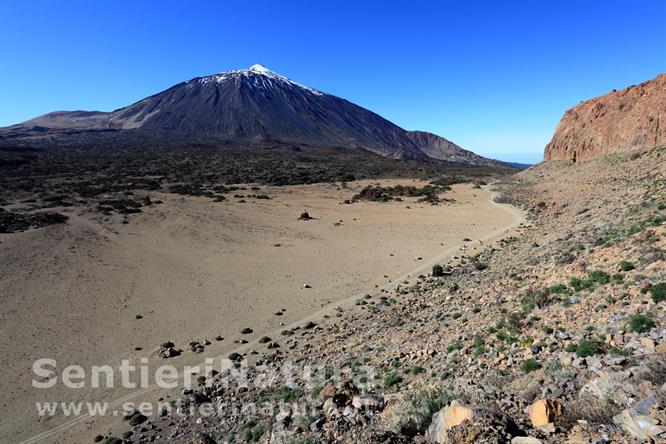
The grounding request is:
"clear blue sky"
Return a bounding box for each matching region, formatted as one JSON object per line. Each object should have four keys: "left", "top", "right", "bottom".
{"left": 1, "top": 0, "right": 665, "bottom": 163}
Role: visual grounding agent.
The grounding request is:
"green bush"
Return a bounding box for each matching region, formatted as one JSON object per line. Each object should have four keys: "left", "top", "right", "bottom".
{"left": 589, "top": 270, "right": 610, "bottom": 285}
{"left": 651, "top": 283, "right": 666, "bottom": 303}
{"left": 432, "top": 264, "right": 445, "bottom": 277}
{"left": 244, "top": 424, "right": 266, "bottom": 442}
{"left": 446, "top": 343, "right": 462, "bottom": 353}
{"left": 411, "top": 366, "right": 426, "bottom": 375}
{"left": 628, "top": 314, "right": 655, "bottom": 333}
{"left": 384, "top": 374, "right": 403, "bottom": 387}
{"left": 570, "top": 277, "right": 594, "bottom": 292}
{"left": 127, "top": 412, "right": 147, "bottom": 426}
{"left": 611, "top": 273, "right": 624, "bottom": 285}
{"left": 521, "top": 289, "right": 552, "bottom": 313}
{"left": 548, "top": 284, "right": 569, "bottom": 294}
{"left": 473, "top": 337, "right": 485, "bottom": 357}
{"left": 576, "top": 339, "right": 603, "bottom": 358}
{"left": 619, "top": 261, "right": 635, "bottom": 272}
{"left": 521, "top": 359, "right": 542, "bottom": 374}
{"left": 521, "top": 294, "right": 536, "bottom": 313}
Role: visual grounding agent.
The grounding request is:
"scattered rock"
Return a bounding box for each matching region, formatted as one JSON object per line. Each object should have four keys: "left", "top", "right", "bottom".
{"left": 511, "top": 438, "right": 542, "bottom": 444}
{"left": 528, "top": 399, "right": 563, "bottom": 428}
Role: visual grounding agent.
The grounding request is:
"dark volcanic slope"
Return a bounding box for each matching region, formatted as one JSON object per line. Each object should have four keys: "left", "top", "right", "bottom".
{"left": 405, "top": 130, "right": 502, "bottom": 166}
{"left": 115, "top": 66, "right": 423, "bottom": 159}
{"left": 6, "top": 65, "right": 424, "bottom": 159}
{"left": 2, "top": 64, "right": 505, "bottom": 165}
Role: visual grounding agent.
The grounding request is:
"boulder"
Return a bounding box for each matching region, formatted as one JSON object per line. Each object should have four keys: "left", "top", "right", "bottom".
{"left": 528, "top": 399, "right": 563, "bottom": 428}
{"left": 434, "top": 400, "right": 474, "bottom": 430}
{"left": 428, "top": 401, "right": 522, "bottom": 443}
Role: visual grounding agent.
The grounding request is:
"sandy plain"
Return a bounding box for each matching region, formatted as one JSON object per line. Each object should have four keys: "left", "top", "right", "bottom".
{"left": 0, "top": 179, "right": 523, "bottom": 443}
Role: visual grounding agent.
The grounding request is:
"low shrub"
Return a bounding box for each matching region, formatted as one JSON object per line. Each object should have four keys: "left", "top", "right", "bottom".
{"left": 627, "top": 314, "right": 655, "bottom": 333}
{"left": 548, "top": 284, "right": 569, "bottom": 294}
{"left": 651, "top": 283, "right": 666, "bottom": 303}
{"left": 576, "top": 339, "right": 603, "bottom": 358}
{"left": 521, "top": 359, "right": 542, "bottom": 374}
{"left": 570, "top": 277, "right": 594, "bottom": 292}
{"left": 384, "top": 374, "right": 403, "bottom": 387}
{"left": 473, "top": 337, "right": 485, "bottom": 357}
{"left": 619, "top": 261, "right": 635, "bottom": 272}
{"left": 396, "top": 387, "right": 457, "bottom": 436}
{"left": 432, "top": 264, "right": 445, "bottom": 277}
{"left": 589, "top": 270, "right": 610, "bottom": 285}
{"left": 411, "top": 366, "right": 426, "bottom": 375}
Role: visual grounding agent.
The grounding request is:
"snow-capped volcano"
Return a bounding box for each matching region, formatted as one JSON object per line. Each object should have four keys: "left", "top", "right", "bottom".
{"left": 195, "top": 64, "right": 324, "bottom": 97}
{"left": 3, "top": 64, "right": 503, "bottom": 164}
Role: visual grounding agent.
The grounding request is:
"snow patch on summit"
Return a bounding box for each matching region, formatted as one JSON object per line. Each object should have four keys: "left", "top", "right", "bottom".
{"left": 191, "top": 65, "right": 324, "bottom": 96}
{"left": 248, "top": 64, "right": 272, "bottom": 74}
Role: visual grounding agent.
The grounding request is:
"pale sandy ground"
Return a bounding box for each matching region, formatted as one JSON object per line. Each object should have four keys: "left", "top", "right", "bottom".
{"left": 0, "top": 179, "right": 523, "bottom": 443}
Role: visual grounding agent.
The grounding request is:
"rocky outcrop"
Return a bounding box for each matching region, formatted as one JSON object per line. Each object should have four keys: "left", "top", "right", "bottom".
{"left": 544, "top": 73, "right": 666, "bottom": 161}
{"left": 405, "top": 131, "right": 504, "bottom": 166}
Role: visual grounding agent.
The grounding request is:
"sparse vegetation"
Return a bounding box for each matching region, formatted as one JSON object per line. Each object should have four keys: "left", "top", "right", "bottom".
{"left": 0, "top": 209, "right": 68, "bottom": 233}
{"left": 559, "top": 397, "right": 623, "bottom": 426}
{"left": 627, "top": 313, "right": 655, "bottom": 333}
{"left": 618, "top": 260, "right": 635, "bottom": 271}
{"left": 570, "top": 277, "right": 594, "bottom": 292}
{"left": 397, "top": 387, "right": 456, "bottom": 436}
{"left": 432, "top": 264, "right": 445, "bottom": 277}
{"left": 383, "top": 374, "right": 403, "bottom": 387}
{"left": 410, "top": 366, "right": 426, "bottom": 375}
{"left": 350, "top": 182, "right": 456, "bottom": 204}
{"left": 650, "top": 283, "right": 666, "bottom": 303}
{"left": 588, "top": 270, "right": 610, "bottom": 285}
{"left": 473, "top": 337, "right": 485, "bottom": 357}
{"left": 521, "top": 359, "right": 542, "bottom": 374}
{"left": 575, "top": 338, "right": 604, "bottom": 358}
{"left": 0, "top": 141, "right": 509, "bottom": 230}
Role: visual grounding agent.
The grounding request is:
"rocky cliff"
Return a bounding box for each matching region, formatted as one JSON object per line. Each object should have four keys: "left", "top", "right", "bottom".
{"left": 544, "top": 73, "right": 666, "bottom": 161}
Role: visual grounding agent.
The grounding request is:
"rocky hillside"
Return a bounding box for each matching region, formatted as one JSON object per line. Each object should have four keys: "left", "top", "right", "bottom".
{"left": 544, "top": 73, "right": 666, "bottom": 161}
{"left": 102, "top": 147, "right": 665, "bottom": 444}
{"left": 405, "top": 131, "right": 501, "bottom": 167}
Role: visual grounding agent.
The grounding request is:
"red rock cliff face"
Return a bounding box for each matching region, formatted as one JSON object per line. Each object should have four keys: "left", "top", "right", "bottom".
{"left": 544, "top": 73, "right": 666, "bottom": 161}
